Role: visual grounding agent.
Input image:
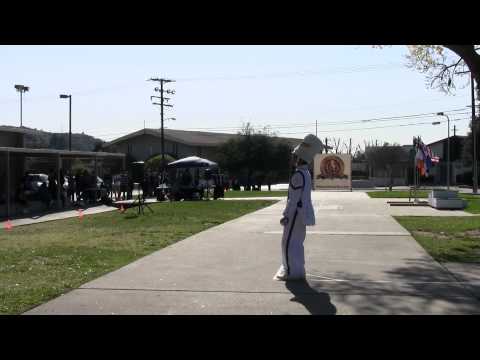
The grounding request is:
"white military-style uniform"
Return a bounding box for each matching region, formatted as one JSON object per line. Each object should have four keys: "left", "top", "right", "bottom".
{"left": 274, "top": 134, "right": 323, "bottom": 281}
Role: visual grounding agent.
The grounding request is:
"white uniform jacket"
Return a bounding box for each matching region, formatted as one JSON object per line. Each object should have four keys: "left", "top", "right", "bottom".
{"left": 282, "top": 165, "right": 315, "bottom": 226}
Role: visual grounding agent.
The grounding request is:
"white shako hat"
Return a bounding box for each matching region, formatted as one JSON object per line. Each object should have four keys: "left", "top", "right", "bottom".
{"left": 292, "top": 134, "right": 324, "bottom": 164}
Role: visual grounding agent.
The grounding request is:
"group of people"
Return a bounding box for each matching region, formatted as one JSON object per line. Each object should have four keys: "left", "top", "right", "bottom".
{"left": 110, "top": 172, "right": 163, "bottom": 201}
{"left": 167, "top": 169, "right": 229, "bottom": 201}
{"left": 14, "top": 169, "right": 107, "bottom": 212}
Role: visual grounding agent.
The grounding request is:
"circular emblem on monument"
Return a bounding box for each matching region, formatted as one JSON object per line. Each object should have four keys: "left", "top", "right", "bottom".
{"left": 320, "top": 156, "right": 345, "bottom": 179}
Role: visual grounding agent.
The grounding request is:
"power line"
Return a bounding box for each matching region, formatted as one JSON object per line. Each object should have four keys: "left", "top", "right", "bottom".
{"left": 0, "top": 63, "right": 408, "bottom": 106}
{"left": 179, "top": 108, "right": 470, "bottom": 132}
{"left": 80, "top": 107, "right": 470, "bottom": 136}
{"left": 175, "top": 63, "right": 406, "bottom": 82}
{"left": 95, "top": 117, "right": 471, "bottom": 141}
{"left": 274, "top": 117, "right": 470, "bottom": 135}
{"left": 82, "top": 107, "right": 469, "bottom": 134}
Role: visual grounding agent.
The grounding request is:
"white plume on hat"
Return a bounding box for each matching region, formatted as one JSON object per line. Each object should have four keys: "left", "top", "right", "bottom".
{"left": 292, "top": 134, "right": 324, "bottom": 164}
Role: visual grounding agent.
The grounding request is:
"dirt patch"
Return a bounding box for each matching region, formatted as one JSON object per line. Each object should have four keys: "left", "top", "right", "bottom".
{"left": 413, "top": 230, "right": 480, "bottom": 240}
{"left": 413, "top": 230, "right": 450, "bottom": 240}
{"left": 464, "top": 229, "right": 480, "bottom": 238}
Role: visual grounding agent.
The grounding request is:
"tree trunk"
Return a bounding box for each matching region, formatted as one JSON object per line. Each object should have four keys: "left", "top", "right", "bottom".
{"left": 389, "top": 167, "right": 393, "bottom": 192}
{"left": 444, "top": 45, "right": 480, "bottom": 97}
{"left": 384, "top": 169, "right": 388, "bottom": 191}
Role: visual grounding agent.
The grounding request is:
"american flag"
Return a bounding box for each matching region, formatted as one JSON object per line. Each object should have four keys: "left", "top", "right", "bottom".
{"left": 431, "top": 156, "right": 440, "bottom": 163}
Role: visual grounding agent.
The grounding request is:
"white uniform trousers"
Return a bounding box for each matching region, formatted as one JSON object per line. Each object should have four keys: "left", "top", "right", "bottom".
{"left": 276, "top": 209, "right": 306, "bottom": 279}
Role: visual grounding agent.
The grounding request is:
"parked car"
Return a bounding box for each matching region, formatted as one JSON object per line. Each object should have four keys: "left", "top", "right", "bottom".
{"left": 26, "top": 174, "right": 49, "bottom": 192}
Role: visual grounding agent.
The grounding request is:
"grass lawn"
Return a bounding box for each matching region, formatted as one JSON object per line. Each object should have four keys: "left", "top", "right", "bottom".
{"left": 395, "top": 216, "right": 480, "bottom": 263}
{"left": 0, "top": 200, "right": 275, "bottom": 315}
{"left": 224, "top": 190, "right": 288, "bottom": 198}
{"left": 459, "top": 194, "right": 480, "bottom": 214}
{"left": 367, "top": 191, "right": 429, "bottom": 198}
{"left": 368, "top": 190, "right": 480, "bottom": 214}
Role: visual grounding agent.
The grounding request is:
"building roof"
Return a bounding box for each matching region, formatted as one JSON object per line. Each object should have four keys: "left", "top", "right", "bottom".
{"left": 0, "top": 146, "right": 125, "bottom": 158}
{"left": 428, "top": 135, "right": 467, "bottom": 147}
{"left": 103, "top": 128, "right": 303, "bottom": 148}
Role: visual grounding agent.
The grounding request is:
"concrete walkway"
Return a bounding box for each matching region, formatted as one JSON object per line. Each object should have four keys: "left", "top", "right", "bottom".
{"left": 25, "top": 192, "right": 480, "bottom": 315}
{"left": 1, "top": 205, "right": 118, "bottom": 228}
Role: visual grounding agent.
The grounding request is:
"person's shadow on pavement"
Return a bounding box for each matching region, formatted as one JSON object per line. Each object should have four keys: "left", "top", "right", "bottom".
{"left": 285, "top": 280, "right": 337, "bottom": 315}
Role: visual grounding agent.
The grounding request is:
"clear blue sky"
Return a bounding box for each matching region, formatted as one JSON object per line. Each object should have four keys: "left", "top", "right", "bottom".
{"left": 0, "top": 45, "right": 473, "bottom": 151}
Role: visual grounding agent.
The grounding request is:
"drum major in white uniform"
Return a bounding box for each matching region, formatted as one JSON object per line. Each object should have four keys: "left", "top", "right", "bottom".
{"left": 274, "top": 134, "right": 323, "bottom": 281}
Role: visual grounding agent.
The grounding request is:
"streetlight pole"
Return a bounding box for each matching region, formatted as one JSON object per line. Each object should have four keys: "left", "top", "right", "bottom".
{"left": 437, "top": 112, "right": 451, "bottom": 190}
{"left": 472, "top": 73, "right": 478, "bottom": 194}
{"left": 60, "top": 94, "right": 72, "bottom": 151}
{"left": 14, "top": 84, "right": 30, "bottom": 127}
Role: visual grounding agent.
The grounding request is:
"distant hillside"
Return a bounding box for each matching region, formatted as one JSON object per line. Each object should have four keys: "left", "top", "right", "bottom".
{"left": 21, "top": 127, "right": 105, "bottom": 152}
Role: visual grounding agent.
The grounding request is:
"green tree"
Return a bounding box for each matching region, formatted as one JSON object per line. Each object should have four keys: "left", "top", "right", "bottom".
{"left": 71, "top": 159, "right": 88, "bottom": 175}
{"left": 93, "top": 140, "right": 105, "bottom": 152}
{"left": 49, "top": 133, "right": 68, "bottom": 150}
{"left": 145, "top": 154, "right": 177, "bottom": 173}
{"left": 218, "top": 123, "right": 293, "bottom": 190}
{"left": 366, "top": 143, "right": 408, "bottom": 191}
{"left": 265, "top": 141, "right": 292, "bottom": 189}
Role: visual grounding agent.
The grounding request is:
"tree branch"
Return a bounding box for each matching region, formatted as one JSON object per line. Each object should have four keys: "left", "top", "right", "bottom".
{"left": 445, "top": 45, "right": 480, "bottom": 74}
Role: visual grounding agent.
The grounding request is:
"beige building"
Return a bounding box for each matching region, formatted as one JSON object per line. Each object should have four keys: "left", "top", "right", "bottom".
{"left": 102, "top": 128, "right": 302, "bottom": 163}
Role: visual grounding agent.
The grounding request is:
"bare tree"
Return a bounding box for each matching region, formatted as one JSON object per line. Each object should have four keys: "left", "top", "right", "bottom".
{"left": 377, "top": 45, "right": 480, "bottom": 96}
{"left": 405, "top": 45, "right": 479, "bottom": 94}
{"left": 332, "top": 137, "right": 342, "bottom": 154}
{"left": 353, "top": 145, "right": 364, "bottom": 160}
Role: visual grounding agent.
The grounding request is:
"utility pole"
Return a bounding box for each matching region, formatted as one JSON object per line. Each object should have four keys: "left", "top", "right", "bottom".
{"left": 325, "top": 137, "right": 328, "bottom": 153}
{"left": 349, "top": 138, "right": 352, "bottom": 155}
{"left": 148, "top": 78, "right": 175, "bottom": 172}
{"left": 444, "top": 117, "right": 451, "bottom": 190}
{"left": 472, "top": 73, "right": 478, "bottom": 194}
{"left": 453, "top": 125, "right": 456, "bottom": 137}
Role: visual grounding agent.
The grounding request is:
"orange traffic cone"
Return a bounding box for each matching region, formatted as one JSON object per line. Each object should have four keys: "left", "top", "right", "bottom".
{"left": 78, "top": 209, "right": 84, "bottom": 220}
{"left": 4, "top": 220, "right": 13, "bottom": 231}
